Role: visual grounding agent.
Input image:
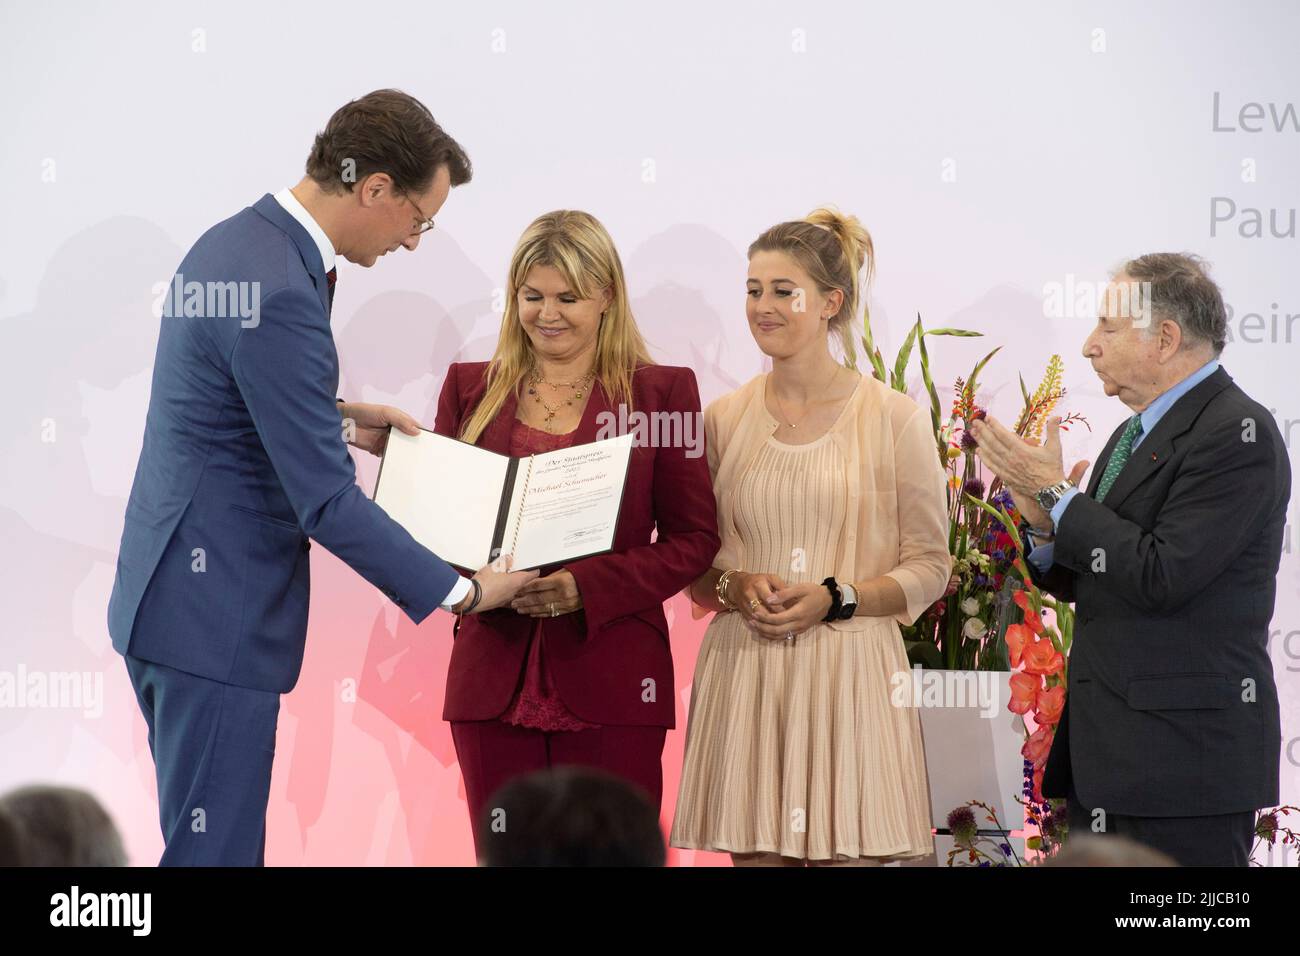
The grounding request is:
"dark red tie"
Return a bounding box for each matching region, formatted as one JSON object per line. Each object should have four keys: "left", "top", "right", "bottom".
{"left": 326, "top": 267, "right": 337, "bottom": 312}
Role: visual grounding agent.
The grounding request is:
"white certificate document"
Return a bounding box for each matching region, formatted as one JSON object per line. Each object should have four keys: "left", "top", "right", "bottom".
{"left": 373, "top": 428, "right": 633, "bottom": 572}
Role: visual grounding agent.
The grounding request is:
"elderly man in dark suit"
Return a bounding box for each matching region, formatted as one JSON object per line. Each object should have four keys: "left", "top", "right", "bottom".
{"left": 971, "top": 253, "right": 1288, "bottom": 866}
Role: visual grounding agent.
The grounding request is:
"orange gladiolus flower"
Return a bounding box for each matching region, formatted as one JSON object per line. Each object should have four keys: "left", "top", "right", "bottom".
{"left": 1022, "top": 723, "right": 1054, "bottom": 769}
{"left": 1036, "top": 684, "right": 1065, "bottom": 724}
{"left": 1008, "top": 670, "right": 1040, "bottom": 715}
{"left": 1005, "top": 623, "right": 1032, "bottom": 668}
{"left": 1013, "top": 589, "right": 1044, "bottom": 635}
{"left": 1022, "top": 637, "right": 1064, "bottom": 677}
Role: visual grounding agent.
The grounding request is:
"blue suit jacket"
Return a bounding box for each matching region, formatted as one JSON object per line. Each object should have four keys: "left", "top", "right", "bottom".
{"left": 108, "top": 194, "right": 460, "bottom": 692}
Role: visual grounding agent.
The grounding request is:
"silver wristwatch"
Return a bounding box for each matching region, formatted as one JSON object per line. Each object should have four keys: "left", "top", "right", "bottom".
{"left": 1034, "top": 478, "right": 1075, "bottom": 513}
{"left": 838, "top": 582, "right": 858, "bottom": 618}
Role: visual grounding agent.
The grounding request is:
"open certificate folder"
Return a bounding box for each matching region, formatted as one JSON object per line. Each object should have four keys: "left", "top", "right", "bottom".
{"left": 372, "top": 428, "right": 634, "bottom": 572}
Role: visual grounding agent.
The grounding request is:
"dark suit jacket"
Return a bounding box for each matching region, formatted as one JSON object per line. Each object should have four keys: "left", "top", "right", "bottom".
{"left": 108, "top": 195, "right": 461, "bottom": 693}
{"left": 433, "top": 361, "right": 720, "bottom": 727}
{"left": 1027, "top": 366, "right": 1288, "bottom": 816}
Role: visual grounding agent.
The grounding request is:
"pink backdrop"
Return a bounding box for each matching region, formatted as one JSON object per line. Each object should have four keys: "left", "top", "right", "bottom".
{"left": 2, "top": 0, "right": 1295, "bottom": 866}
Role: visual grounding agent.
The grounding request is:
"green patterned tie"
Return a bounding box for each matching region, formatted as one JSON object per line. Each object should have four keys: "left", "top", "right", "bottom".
{"left": 1095, "top": 414, "right": 1144, "bottom": 502}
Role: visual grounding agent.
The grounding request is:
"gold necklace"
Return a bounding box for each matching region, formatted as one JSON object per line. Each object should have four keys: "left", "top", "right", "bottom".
{"left": 527, "top": 366, "right": 595, "bottom": 432}
{"left": 534, "top": 370, "right": 590, "bottom": 388}
{"left": 770, "top": 364, "right": 842, "bottom": 429}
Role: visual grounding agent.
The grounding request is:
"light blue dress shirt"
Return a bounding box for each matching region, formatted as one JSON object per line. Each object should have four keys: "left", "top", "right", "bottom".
{"left": 1027, "top": 358, "right": 1220, "bottom": 572}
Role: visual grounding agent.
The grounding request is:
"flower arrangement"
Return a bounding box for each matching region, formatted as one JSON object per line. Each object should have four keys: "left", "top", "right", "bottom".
{"left": 862, "top": 313, "right": 1085, "bottom": 857}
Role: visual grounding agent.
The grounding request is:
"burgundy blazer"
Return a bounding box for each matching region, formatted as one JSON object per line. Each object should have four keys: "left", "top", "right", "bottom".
{"left": 434, "top": 361, "right": 720, "bottom": 728}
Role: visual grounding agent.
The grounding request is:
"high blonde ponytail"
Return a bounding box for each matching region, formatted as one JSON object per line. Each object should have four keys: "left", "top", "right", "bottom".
{"left": 748, "top": 205, "right": 875, "bottom": 368}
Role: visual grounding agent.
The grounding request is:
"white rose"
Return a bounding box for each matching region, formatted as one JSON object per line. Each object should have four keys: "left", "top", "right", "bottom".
{"left": 960, "top": 597, "right": 980, "bottom": 616}
{"left": 962, "top": 617, "right": 988, "bottom": 640}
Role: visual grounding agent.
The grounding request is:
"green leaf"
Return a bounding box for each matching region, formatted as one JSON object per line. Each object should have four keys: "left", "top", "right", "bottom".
{"left": 916, "top": 314, "right": 946, "bottom": 463}
{"left": 905, "top": 639, "right": 944, "bottom": 670}
{"left": 861, "top": 336, "right": 887, "bottom": 382}
{"left": 861, "top": 308, "right": 888, "bottom": 382}
{"left": 965, "top": 346, "right": 1003, "bottom": 406}
{"left": 891, "top": 322, "right": 920, "bottom": 393}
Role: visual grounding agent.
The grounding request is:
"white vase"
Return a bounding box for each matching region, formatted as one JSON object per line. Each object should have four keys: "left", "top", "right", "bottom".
{"left": 902, "top": 668, "right": 1028, "bottom": 865}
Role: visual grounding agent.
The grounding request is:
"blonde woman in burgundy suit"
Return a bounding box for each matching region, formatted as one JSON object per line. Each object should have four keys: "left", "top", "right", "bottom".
{"left": 671, "top": 208, "right": 951, "bottom": 866}
{"left": 434, "top": 210, "right": 720, "bottom": 857}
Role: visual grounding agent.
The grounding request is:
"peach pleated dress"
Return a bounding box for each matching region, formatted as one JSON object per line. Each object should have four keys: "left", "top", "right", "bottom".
{"left": 670, "top": 372, "right": 951, "bottom": 862}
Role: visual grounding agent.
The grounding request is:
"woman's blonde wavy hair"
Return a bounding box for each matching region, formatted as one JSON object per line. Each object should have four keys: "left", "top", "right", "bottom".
{"left": 459, "top": 210, "right": 654, "bottom": 444}
{"left": 747, "top": 206, "right": 875, "bottom": 368}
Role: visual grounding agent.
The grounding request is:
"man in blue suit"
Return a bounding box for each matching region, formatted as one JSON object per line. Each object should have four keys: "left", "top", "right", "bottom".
{"left": 108, "top": 90, "right": 535, "bottom": 865}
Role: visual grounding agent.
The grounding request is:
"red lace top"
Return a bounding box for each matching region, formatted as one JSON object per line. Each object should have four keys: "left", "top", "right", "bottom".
{"left": 497, "top": 418, "right": 601, "bottom": 732}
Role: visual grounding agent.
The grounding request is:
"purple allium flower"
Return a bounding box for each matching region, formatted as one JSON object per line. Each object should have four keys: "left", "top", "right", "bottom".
{"left": 1256, "top": 812, "right": 1279, "bottom": 841}
{"left": 963, "top": 478, "right": 986, "bottom": 499}
{"left": 948, "top": 805, "right": 978, "bottom": 847}
{"left": 960, "top": 430, "right": 978, "bottom": 450}
{"left": 1040, "top": 811, "right": 1063, "bottom": 843}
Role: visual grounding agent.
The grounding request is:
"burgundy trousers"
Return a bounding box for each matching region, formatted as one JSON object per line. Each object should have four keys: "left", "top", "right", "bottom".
{"left": 451, "top": 719, "right": 667, "bottom": 856}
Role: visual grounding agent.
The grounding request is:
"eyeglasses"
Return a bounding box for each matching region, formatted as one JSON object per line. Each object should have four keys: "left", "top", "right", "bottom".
{"left": 403, "top": 193, "right": 436, "bottom": 235}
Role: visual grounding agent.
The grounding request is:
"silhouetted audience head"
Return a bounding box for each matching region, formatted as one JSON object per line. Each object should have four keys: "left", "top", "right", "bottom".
{"left": 0, "top": 804, "right": 27, "bottom": 866}
{"left": 478, "top": 766, "right": 665, "bottom": 867}
{"left": 1042, "top": 833, "right": 1178, "bottom": 867}
{"left": 0, "top": 785, "right": 127, "bottom": 866}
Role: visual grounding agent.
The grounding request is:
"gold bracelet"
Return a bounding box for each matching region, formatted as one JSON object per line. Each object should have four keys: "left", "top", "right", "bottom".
{"left": 715, "top": 569, "right": 741, "bottom": 610}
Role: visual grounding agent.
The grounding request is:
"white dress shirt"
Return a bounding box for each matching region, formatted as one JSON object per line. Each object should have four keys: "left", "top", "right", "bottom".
{"left": 273, "top": 187, "right": 336, "bottom": 273}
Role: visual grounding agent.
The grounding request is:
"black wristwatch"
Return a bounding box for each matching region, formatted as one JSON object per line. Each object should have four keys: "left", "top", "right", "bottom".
{"left": 821, "top": 577, "right": 858, "bottom": 622}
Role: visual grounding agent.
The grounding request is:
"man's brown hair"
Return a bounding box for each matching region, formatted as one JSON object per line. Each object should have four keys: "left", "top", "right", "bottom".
{"left": 305, "top": 89, "right": 471, "bottom": 196}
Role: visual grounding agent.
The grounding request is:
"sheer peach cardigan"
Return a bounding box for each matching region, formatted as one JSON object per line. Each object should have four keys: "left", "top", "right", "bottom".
{"left": 699, "top": 371, "right": 953, "bottom": 630}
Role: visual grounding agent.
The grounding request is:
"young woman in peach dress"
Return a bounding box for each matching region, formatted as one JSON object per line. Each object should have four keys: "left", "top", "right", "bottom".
{"left": 670, "top": 208, "right": 951, "bottom": 866}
